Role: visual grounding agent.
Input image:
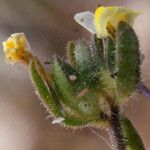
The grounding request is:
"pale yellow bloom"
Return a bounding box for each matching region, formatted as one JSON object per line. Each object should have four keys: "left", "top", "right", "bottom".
{"left": 3, "top": 33, "right": 32, "bottom": 64}
{"left": 74, "top": 6, "right": 140, "bottom": 38}
{"left": 94, "top": 6, "right": 140, "bottom": 37}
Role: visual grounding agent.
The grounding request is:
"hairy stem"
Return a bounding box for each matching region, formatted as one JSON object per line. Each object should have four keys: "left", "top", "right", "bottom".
{"left": 108, "top": 105, "right": 126, "bottom": 150}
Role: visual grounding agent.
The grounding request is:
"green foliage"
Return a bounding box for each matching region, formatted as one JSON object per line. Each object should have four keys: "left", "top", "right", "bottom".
{"left": 52, "top": 58, "right": 78, "bottom": 110}
{"left": 28, "top": 21, "right": 144, "bottom": 149}
{"left": 90, "top": 35, "right": 104, "bottom": 65}
{"left": 116, "top": 21, "right": 140, "bottom": 101}
{"left": 67, "top": 41, "right": 76, "bottom": 67}
{"left": 73, "top": 40, "right": 101, "bottom": 88}
{"left": 30, "top": 21, "right": 141, "bottom": 120}
{"left": 121, "top": 116, "right": 145, "bottom": 150}
{"left": 52, "top": 58, "right": 101, "bottom": 120}
{"left": 106, "top": 37, "right": 116, "bottom": 74}
{"left": 30, "top": 57, "right": 102, "bottom": 127}
{"left": 30, "top": 58, "right": 63, "bottom": 117}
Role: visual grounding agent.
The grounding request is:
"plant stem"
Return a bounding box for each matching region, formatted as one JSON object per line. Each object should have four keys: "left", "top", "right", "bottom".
{"left": 108, "top": 105, "right": 126, "bottom": 150}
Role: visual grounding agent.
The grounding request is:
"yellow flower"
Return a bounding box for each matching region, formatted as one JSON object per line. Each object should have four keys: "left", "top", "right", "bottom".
{"left": 74, "top": 6, "right": 140, "bottom": 38}
{"left": 94, "top": 6, "right": 140, "bottom": 38}
{"left": 3, "top": 33, "right": 33, "bottom": 65}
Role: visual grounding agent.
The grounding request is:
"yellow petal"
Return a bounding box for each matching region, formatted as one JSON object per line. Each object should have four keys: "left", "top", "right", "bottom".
{"left": 94, "top": 6, "right": 140, "bottom": 38}
{"left": 2, "top": 33, "right": 32, "bottom": 65}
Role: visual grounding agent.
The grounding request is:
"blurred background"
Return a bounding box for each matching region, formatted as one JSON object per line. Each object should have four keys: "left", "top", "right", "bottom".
{"left": 0, "top": 0, "right": 150, "bottom": 150}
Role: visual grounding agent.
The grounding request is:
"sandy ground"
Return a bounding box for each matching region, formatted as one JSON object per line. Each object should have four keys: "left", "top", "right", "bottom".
{"left": 0, "top": 0, "right": 150, "bottom": 150}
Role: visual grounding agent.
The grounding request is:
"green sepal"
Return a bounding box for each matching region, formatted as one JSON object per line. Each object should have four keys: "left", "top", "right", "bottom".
{"left": 58, "top": 59, "right": 85, "bottom": 92}
{"left": 77, "top": 90, "right": 101, "bottom": 119}
{"left": 100, "top": 69, "right": 117, "bottom": 100}
{"left": 62, "top": 116, "right": 91, "bottom": 127}
{"left": 66, "top": 41, "right": 76, "bottom": 67}
{"left": 74, "top": 40, "right": 101, "bottom": 88}
{"left": 30, "top": 58, "right": 63, "bottom": 117}
{"left": 106, "top": 37, "right": 117, "bottom": 74}
{"left": 90, "top": 35, "right": 103, "bottom": 66}
{"left": 121, "top": 116, "right": 145, "bottom": 150}
{"left": 74, "top": 40, "right": 92, "bottom": 72}
{"left": 52, "top": 58, "right": 79, "bottom": 111}
{"left": 116, "top": 22, "right": 140, "bottom": 101}
{"left": 52, "top": 58, "right": 101, "bottom": 119}
{"left": 59, "top": 59, "right": 77, "bottom": 79}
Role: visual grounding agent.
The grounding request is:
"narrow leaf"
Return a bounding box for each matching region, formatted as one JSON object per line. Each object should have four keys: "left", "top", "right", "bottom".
{"left": 121, "top": 116, "right": 145, "bottom": 150}
{"left": 74, "top": 40, "right": 101, "bottom": 88}
{"left": 106, "top": 37, "right": 117, "bottom": 74}
{"left": 52, "top": 58, "right": 80, "bottom": 112}
{"left": 66, "top": 41, "right": 76, "bottom": 67}
{"left": 52, "top": 58, "right": 101, "bottom": 119}
{"left": 90, "top": 35, "right": 104, "bottom": 66}
{"left": 116, "top": 21, "right": 140, "bottom": 101}
{"left": 30, "top": 58, "right": 63, "bottom": 117}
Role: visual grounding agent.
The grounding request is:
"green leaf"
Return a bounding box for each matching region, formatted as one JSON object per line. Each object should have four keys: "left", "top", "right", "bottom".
{"left": 66, "top": 41, "right": 76, "bottom": 67}
{"left": 52, "top": 58, "right": 80, "bottom": 112}
{"left": 100, "top": 69, "right": 117, "bottom": 99}
{"left": 59, "top": 59, "right": 85, "bottom": 92}
{"left": 90, "top": 35, "right": 104, "bottom": 66}
{"left": 121, "top": 116, "right": 145, "bottom": 150}
{"left": 74, "top": 40, "right": 101, "bottom": 88}
{"left": 59, "top": 59, "right": 77, "bottom": 80}
{"left": 62, "top": 116, "right": 91, "bottom": 127}
{"left": 52, "top": 58, "right": 101, "bottom": 119}
{"left": 74, "top": 40, "right": 92, "bottom": 72}
{"left": 116, "top": 22, "right": 140, "bottom": 101}
{"left": 106, "top": 37, "right": 117, "bottom": 74}
{"left": 30, "top": 58, "right": 63, "bottom": 117}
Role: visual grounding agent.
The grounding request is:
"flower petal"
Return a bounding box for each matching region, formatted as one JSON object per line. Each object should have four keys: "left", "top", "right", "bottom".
{"left": 94, "top": 6, "right": 117, "bottom": 37}
{"left": 2, "top": 33, "right": 32, "bottom": 64}
{"left": 74, "top": 11, "right": 96, "bottom": 34}
{"left": 94, "top": 6, "right": 140, "bottom": 37}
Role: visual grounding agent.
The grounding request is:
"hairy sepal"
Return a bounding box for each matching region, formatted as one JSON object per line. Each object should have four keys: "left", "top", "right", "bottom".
{"left": 52, "top": 58, "right": 101, "bottom": 120}
{"left": 30, "top": 58, "right": 63, "bottom": 117}
{"left": 116, "top": 21, "right": 140, "bottom": 102}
